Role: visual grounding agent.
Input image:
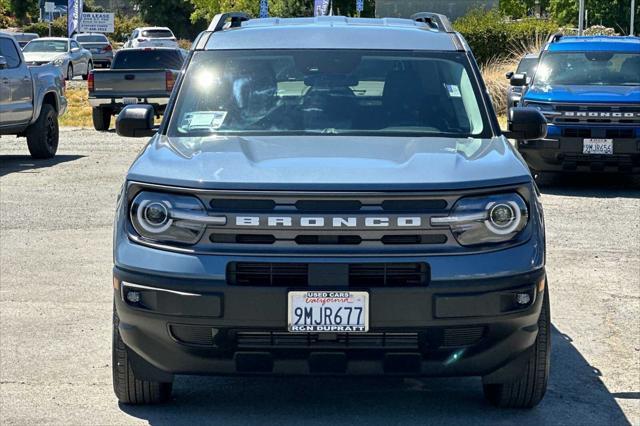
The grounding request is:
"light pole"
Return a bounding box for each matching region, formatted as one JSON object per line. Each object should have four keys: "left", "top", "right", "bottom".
{"left": 578, "top": 0, "right": 585, "bottom": 35}
{"left": 632, "top": 0, "right": 636, "bottom": 35}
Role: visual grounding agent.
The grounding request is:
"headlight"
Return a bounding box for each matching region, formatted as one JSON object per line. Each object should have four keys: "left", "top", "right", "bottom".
{"left": 130, "top": 191, "right": 225, "bottom": 245}
{"left": 431, "top": 194, "right": 529, "bottom": 246}
{"left": 51, "top": 57, "right": 65, "bottom": 66}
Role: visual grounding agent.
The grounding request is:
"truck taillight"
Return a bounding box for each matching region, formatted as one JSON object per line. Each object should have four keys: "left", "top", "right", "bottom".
{"left": 88, "top": 71, "right": 94, "bottom": 92}
{"left": 166, "top": 70, "right": 175, "bottom": 92}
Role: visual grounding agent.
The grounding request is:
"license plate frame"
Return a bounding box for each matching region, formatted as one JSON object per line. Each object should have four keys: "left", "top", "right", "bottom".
{"left": 287, "top": 291, "right": 369, "bottom": 333}
{"left": 583, "top": 138, "right": 613, "bottom": 155}
{"left": 122, "top": 97, "right": 139, "bottom": 105}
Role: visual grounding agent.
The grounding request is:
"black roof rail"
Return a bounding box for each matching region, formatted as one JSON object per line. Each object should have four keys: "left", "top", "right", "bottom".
{"left": 547, "top": 32, "right": 563, "bottom": 44}
{"left": 208, "top": 12, "right": 251, "bottom": 32}
{"left": 411, "top": 12, "right": 454, "bottom": 33}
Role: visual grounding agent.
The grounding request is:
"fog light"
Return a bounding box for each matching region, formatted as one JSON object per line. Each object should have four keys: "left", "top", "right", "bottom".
{"left": 516, "top": 293, "right": 531, "bottom": 305}
{"left": 126, "top": 290, "right": 141, "bottom": 303}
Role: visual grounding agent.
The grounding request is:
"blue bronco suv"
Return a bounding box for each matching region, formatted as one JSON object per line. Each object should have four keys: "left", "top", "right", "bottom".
{"left": 111, "top": 13, "right": 550, "bottom": 408}
{"left": 513, "top": 35, "right": 640, "bottom": 176}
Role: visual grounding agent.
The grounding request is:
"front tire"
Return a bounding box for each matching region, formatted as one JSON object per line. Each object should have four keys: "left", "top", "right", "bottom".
{"left": 92, "top": 107, "right": 111, "bottom": 131}
{"left": 25, "top": 103, "right": 59, "bottom": 159}
{"left": 483, "top": 284, "right": 551, "bottom": 408}
{"left": 66, "top": 64, "right": 73, "bottom": 80}
{"left": 112, "top": 306, "right": 172, "bottom": 404}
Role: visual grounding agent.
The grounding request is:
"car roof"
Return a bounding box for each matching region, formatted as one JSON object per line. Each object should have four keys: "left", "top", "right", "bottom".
{"left": 204, "top": 16, "right": 459, "bottom": 51}
{"left": 139, "top": 27, "right": 173, "bottom": 31}
{"left": 34, "top": 37, "right": 70, "bottom": 41}
{"left": 548, "top": 36, "right": 640, "bottom": 52}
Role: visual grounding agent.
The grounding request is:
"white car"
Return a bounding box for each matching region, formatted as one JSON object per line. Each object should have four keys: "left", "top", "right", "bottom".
{"left": 123, "top": 27, "right": 178, "bottom": 49}
{"left": 22, "top": 37, "right": 92, "bottom": 80}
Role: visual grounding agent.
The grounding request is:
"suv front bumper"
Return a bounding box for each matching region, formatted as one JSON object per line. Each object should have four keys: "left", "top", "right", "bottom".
{"left": 517, "top": 130, "right": 640, "bottom": 174}
{"left": 114, "top": 264, "right": 546, "bottom": 381}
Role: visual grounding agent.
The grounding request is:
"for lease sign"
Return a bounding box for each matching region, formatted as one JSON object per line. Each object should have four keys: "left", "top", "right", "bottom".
{"left": 79, "top": 12, "right": 114, "bottom": 33}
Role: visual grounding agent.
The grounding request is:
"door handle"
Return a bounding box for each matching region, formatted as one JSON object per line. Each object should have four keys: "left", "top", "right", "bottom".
{"left": 1, "top": 77, "right": 9, "bottom": 84}
{"left": 23, "top": 76, "right": 31, "bottom": 81}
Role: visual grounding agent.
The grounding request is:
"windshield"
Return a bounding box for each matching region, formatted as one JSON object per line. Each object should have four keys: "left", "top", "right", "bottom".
{"left": 168, "top": 50, "right": 489, "bottom": 137}
{"left": 76, "top": 35, "right": 108, "bottom": 43}
{"left": 534, "top": 51, "right": 640, "bottom": 86}
{"left": 23, "top": 40, "right": 68, "bottom": 53}
{"left": 142, "top": 30, "right": 174, "bottom": 38}
{"left": 112, "top": 50, "right": 183, "bottom": 70}
{"left": 516, "top": 57, "right": 538, "bottom": 76}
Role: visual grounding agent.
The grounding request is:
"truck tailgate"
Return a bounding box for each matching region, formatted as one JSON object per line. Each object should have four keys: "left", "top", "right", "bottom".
{"left": 92, "top": 69, "right": 169, "bottom": 97}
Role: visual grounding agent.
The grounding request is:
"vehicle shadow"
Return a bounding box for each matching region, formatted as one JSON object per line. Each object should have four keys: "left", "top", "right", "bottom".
{"left": 0, "top": 155, "right": 84, "bottom": 177}
{"left": 119, "top": 326, "right": 631, "bottom": 426}
{"left": 538, "top": 173, "right": 640, "bottom": 199}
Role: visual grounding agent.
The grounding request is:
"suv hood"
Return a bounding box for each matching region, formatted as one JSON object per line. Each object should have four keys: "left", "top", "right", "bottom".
{"left": 127, "top": 135, "right": 531, "bottom": 191}
{"left": 525, "top": 84, "right": 640, "bottom": 104}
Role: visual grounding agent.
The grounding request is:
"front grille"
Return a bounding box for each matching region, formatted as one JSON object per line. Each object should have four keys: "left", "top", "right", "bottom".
{"left": 228, "top": 262, "right": 309, "bottom": 286}
{"left": 227, "top": 262, "right": 429, "bottom": 287}
{"left": 236, "top": 332, "right": 420, "bottom": 350}
{"left": 544, "top": 103, "right": 640, "bottom": 126}
{"left": 348, "top": 263, "right": 428, "bottom": 286}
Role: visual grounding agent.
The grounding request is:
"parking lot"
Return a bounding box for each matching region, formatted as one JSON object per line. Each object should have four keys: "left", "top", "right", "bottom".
{"left": 0, "top": 129, "right": 637, "bottom": 425}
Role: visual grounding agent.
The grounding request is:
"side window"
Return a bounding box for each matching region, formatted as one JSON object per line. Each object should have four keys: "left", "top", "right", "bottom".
{"left": 0, "top": 38, "right": 21, "bottom": 68}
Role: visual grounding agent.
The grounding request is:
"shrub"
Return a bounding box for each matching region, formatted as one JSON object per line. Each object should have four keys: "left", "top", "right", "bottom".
{"left": 454, "top": 9, "right": 559, "bottom": 64}
{"left": 22, "top": 16, "right": 67, "bottom": 37}
{"left": 111, "top": 15, "right": 148, "bottom": 43}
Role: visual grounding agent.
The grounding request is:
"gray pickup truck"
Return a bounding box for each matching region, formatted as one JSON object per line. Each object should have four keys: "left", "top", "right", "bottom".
{"left": 0, "top": 32, "right": 67, "bottom": 159}
{"left": 88, "top": 47, "right": 184, "bottom": 131}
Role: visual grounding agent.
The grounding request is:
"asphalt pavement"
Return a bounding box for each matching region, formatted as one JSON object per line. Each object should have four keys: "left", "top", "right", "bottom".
{"left": 1, "top": 129, "right": 638, "bottom": 425}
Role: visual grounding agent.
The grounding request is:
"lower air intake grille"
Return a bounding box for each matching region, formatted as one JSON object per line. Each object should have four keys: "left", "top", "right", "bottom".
{"left": 236, "top": 332, "right": 419, "bottom": 350}
{"left": 169, "top": 325, "right": 215, "bottom": 346}
{"left": 442, "top": 327, "right": 485, "bottom": 347}
{"left": 227, "top": 262, "right": 429, "bottom": 287}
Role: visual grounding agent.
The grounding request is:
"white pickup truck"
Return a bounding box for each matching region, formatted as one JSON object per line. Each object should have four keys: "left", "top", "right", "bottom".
{"left": 0, "top": 32, "right": 67, "bottom": 159}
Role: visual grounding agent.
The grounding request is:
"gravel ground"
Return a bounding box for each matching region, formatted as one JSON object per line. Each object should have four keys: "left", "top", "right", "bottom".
{"left": 1, "top": 129, "right": 639, "bottom": 425}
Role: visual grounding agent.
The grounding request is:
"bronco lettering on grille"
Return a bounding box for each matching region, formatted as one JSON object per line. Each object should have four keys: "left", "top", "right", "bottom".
{"left": 235, "top": 216, "right": 423, "bottom": 228}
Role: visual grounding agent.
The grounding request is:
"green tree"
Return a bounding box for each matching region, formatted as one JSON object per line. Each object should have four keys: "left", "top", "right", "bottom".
{"left": 549, "top": 0, "right": 638, "bottom": 34}
{"left": 190, "top": 0, "right": 375, "bottom": 23}
{"left": 549, "top": 0, "right": 579, "bottom": 26}
{"left": 8, "top": 0, "right": 38, "bottom": 24}
{"left": 131, "top": 0, "right": 204, "bottom": 39}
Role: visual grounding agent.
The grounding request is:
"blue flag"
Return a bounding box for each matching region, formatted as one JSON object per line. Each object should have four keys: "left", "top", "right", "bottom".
{"left": 67, "top": 0, "right": 83, "bottom": 37}
{"left": 259, "top": 0, "right": 269, "bottom": 18}
{"left": 314, "top": 0, "right": 331, "bottom": 16}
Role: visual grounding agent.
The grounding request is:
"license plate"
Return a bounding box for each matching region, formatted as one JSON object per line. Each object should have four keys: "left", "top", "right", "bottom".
{"left": 583, "top": 138, "right": 613, "bottom": 155}
{"left": 288, "top": 291, "right": 369, "bottom": 333}
{"left": 91, "top": 48, "right": 101, "bottom": 53}
{"left": 122, "top": 97, "right": 138, "bottom": 105}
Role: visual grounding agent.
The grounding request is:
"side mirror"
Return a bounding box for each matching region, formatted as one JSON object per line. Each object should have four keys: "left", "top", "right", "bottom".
{"left": 510, "top": 73, "right": 528, "bottom": 87}
{"left": 504, "top": 107, "right": 547, "bottom": 140}
{"left": 116, "top": 104, "right": 156, "bottom": 137}
{"left": 0, "top": 56, "right": 7, "bottom": 69}
{"left": 505, "top": 71, "right": 514, "bottom": 79}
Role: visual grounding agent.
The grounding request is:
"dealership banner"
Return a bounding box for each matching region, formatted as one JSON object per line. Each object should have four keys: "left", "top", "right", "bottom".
{"left": 314, "top": 0, "right": 331, "bottom": 16}
{"left": 67, "top": 0, "right": 83, "bottom": 37}
{"left": 259, "top": 0, "right": 269, "bottom": 18}
{"left": 80, "top": 12, "right": 114, "bottom": 33}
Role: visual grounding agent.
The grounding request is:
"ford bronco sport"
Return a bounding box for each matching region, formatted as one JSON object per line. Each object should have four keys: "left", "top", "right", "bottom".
{"left": 112, "top": 13, "right": 550, "bottom": 408}
{"left": 512, "top": 35, "right": 640, "bottom": 176}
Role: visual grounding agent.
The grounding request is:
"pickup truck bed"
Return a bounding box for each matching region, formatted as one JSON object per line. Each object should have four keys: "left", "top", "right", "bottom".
{"left": 87, "top": 47, "right": 183, "bottom": 131}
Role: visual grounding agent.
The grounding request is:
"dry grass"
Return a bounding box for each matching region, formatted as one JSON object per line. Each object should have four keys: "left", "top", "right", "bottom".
{"left": 59, "top": 87, "right": 93, "bottom": 128}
